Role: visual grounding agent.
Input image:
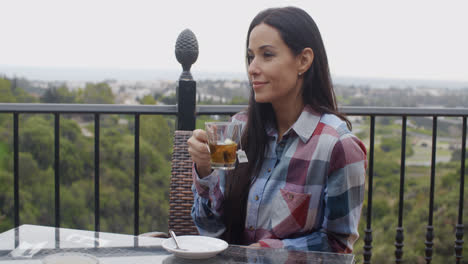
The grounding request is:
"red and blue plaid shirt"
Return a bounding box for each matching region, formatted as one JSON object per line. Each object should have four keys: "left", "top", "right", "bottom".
{"left": 192, "top": 105, "right": 367, "bottom": 253}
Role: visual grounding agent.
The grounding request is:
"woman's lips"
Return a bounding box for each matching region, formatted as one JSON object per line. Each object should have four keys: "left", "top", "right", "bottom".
{"left": 252, "top": 81, "right": 268, "bottom": 89}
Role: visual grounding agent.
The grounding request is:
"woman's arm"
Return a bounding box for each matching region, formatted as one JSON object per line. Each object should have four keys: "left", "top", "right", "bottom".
{"left": 189, "top": 114, "right": 247, "bottom": 237}
{"left": 191, "top": 165, "right": 227, "bottom": 237}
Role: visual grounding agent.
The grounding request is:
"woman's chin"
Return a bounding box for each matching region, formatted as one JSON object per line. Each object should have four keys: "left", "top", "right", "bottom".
{"left": 254, "top": 94, "right": 269, "bottom": 103}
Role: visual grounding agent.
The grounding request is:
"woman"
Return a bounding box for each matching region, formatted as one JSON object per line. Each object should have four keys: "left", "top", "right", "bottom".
{"left": 188, "top": 6, "right": 367, "bottom": 253}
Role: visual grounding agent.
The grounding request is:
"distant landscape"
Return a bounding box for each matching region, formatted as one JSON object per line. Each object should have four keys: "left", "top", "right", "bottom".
{"left": 2, "top": 65, "right": 468, "bottom": 89}
{"left": 0, "top": 70, "right": 467, "bottom": 263}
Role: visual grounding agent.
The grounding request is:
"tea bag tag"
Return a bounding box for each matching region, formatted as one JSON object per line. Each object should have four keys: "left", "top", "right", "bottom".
{"left": 236, "top": 149, "right": 248, "bottom": 163}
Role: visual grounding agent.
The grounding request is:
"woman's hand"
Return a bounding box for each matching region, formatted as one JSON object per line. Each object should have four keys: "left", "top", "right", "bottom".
{"left": 187, "top": 129, "right": 212, "bottom": 178}
{"left": 239, "top": 242, "right": 262, "bottom": 249}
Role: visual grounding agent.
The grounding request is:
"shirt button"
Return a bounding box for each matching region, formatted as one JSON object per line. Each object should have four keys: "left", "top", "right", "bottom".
{"left": 288, "top": 194, "right": 294, "bottom": 200}
{"left": 255, "top": 195, "right": 259, "bottom": 201}
{"left": 249, "top": 226, "right": 254, "bottom": 231}
{"left": 267, "top": 168, "right": 271, "bottom": 173}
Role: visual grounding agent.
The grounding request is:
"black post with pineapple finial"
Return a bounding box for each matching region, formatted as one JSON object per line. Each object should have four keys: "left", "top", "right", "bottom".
{"left": 175, "top": 28, "right": 198, "bottom": 131}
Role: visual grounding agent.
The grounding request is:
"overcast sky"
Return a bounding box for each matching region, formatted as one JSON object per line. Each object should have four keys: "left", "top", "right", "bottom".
{"left": 1, "top": 0, "right": 467, "bottom": 82}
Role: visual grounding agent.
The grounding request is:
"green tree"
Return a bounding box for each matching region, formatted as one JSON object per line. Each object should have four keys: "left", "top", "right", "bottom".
{"left": 78, "top": 83, "right": 115, "bottom": 104}
{"left": 0, "top": 78, "right": 16, "bottom": 103}
{"left": 380, "top": 135, "right": 414, "bottom": 157}
{"left": 139, "top": 95, "right": 174, "bottom": 159}
{"left": 61, "top": 179, "right": 95, "bottom": 231}
{"left": 16, "top": 152, "right": 55, "bottom": 227}
{"left": 0, "top": 169, "right": 13, "bottom": 231}
{"left": 59, "top": 117, "right": 93, "bottom": 186}
{"left": 0, "top": 77, "right": 37, "bottom": 103}
{"left": 19, "top": 115, "right": 54, "bottom": 170}
{"left": 41, "top": 85, "right": 77, "bottom": 103}
{"left": 13, "top": 87, "right": 37, "bottom": 103}
{"left": 154, "top": 92, "right": 176, "bottom": 105}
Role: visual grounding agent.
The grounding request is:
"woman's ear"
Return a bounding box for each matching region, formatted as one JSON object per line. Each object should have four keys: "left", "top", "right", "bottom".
{"left": 297, "top": 48, "right": 314, "bottom": 75}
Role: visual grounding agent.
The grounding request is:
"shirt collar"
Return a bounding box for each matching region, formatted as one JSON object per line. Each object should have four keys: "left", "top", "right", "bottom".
{"left": 291, "top": 105, "right": 321, "bottom": 143}
{"left": 265, "top": 105, "right": 321, "bottom": 143}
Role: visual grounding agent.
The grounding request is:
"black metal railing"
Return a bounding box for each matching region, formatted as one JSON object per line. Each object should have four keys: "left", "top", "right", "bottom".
{"left": 1, "top": 29, "right": 466, "bottom": 263}
{"left": 1, "top": 103, "right": 177, "bottom": 236}
{"left": 196, "top": 106, "right": 467, "bottom": 264}
{"left": 1, "top": 102, "right": 466, "bottom": 263}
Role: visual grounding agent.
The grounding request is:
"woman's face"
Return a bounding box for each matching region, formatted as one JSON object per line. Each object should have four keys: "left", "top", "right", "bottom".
{"left": 247, "top": 23, "right": 303, "bottom": 107}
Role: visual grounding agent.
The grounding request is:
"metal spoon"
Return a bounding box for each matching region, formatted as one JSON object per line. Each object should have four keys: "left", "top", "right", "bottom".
{"left": 169, "top": 230, "right": 187, "bottom": 251}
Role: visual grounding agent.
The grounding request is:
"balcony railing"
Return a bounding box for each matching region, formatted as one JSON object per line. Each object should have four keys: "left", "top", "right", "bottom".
{"left": 1, "top": 102, "right": 466, "bottom": 263}
{"left": 0, "top": 30, "right": 466, "bottom": 263}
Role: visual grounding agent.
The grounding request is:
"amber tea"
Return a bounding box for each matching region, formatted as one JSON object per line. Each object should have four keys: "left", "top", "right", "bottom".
{"left": 209, "top": 141, "right": 238, "bottom": 169}
{"left": 205, "top": 122, "right": 241, "bottom": 170}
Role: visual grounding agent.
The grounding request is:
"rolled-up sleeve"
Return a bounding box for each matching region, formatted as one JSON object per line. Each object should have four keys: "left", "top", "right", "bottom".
{"left": 191, "top": 164, "right": 226, "bottom": 237}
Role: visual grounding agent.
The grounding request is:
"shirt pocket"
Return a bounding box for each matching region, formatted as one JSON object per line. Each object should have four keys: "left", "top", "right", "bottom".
{"left": 270, "top": 188, "right": 312, "bottom": 238}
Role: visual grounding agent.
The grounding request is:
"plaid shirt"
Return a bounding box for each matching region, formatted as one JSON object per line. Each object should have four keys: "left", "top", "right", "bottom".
{"left": 191, "top": 105, "right": 367, "bottom": 253}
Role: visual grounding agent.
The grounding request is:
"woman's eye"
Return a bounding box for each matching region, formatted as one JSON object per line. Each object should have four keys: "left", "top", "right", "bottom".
{"left": 264, "top": 52, "right": 274, "bottom": 58}
{"left": 247, "top": 55, "right": 254, "bottom": 63}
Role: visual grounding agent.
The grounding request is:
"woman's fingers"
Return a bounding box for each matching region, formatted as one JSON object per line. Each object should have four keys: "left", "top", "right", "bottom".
{"left": 192, "top": 129, "right": 208, "bottom": 143}
{"left": 188, "top": 129, "right": 214, "bottom": 177}
{"left": 188, "top": 129, "right": 211, "bottom": 166}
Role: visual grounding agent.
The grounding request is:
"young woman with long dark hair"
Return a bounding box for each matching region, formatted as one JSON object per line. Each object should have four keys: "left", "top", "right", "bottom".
{"left": 187, "top": 6, "right": 367, "bottom": 253}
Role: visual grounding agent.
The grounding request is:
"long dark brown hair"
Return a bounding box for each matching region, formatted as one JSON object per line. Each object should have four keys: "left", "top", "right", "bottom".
{"left": 222, "top": 6, "right": 351, "bottom": 244}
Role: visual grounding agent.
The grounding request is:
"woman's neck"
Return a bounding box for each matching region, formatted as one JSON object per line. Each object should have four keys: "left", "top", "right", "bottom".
{"left": 273, "top": 100, "right": 304, "bottom": 142}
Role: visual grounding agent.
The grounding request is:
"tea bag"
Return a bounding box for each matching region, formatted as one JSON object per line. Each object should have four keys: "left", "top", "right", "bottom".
{"left": 236, "top": 149, "right": 248, "bottom": 163}
{"left": 236, "top": 130, "right": 248, "bottom": 163}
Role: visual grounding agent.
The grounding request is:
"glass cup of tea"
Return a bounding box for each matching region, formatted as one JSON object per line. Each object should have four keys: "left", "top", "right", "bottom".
{"left": 205, "top": 122, "right": 241, "bottom": 170}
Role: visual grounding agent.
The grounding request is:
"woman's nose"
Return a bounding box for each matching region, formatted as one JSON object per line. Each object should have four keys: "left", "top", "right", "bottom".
{"left": 248, "top": 60, "right": 260, "bottom": 76}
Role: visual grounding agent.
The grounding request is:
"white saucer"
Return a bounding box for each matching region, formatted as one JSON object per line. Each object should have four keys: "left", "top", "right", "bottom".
{"left": 162, "top": 235, "right": 228, "bottom": 259}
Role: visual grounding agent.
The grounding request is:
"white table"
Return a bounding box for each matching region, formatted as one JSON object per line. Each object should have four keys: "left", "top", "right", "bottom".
{"left": 0, "top": 225, "right": 354, "bottom": 263}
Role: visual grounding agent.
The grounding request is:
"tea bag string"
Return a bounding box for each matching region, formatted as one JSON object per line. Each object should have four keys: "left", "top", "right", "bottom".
{"left": 205, "top": 125, "right": 214, "bottom": 154}
{"left": 236, "top": 124, "right": 248, "bottom": 163}
{"left": 239, "top": 131, "right": 243, "bottom": 150}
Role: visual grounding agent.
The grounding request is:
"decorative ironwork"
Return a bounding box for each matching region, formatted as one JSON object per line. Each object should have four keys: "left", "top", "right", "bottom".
{"left": 134, "top": 114, "right": 140, "bottom": 236}
{"left": 395, "top": 116, "right": 406, "bottom": 263}
{"left": 94, "top": 114, "right": 100, "bottom": 232}
{"left": 395, "top": 227, "right": 404, "bottom": 263}
{"left": 364, "top": 116, "right": 375, "bottom": 264}
{"left": 425, "top": 117, "right": 437, "bottom": 263}
{"left": 13, "top": 113, "right": 19, "bottom": 228}
{"left": 455, "top": 117, "right": 466, "bottom": 264}
{"left": 425, "top": 226, "right": 434, "bottom": 263}
{"left": 54, "top": 113, "right": 60, "bottom": 228}
{"left": 175, "top": 29, "right": 199, "bottom": 81}
{"left": 455, "top": 224, "right": 464, "bottom": 264}
{"left": 364, "top": 228, "right": 373, "bottom": 264}
{"left": 175, "top": 29, "right": 198, "bottom": 130}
